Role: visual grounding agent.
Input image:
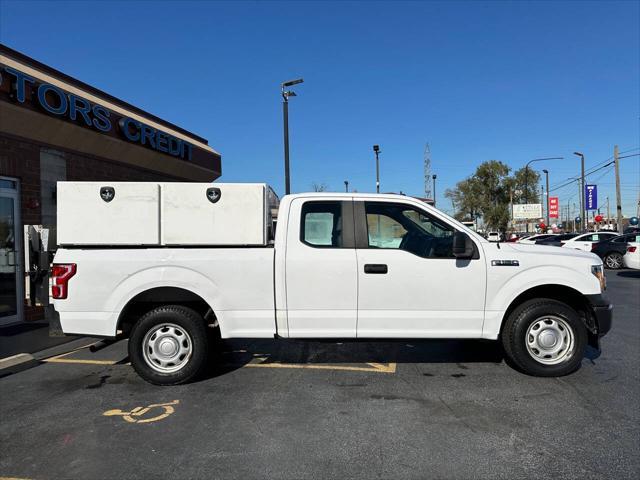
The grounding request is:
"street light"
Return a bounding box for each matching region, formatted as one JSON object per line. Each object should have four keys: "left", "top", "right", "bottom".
{"left": 432, "top": 174, "right": 437, "bottom": 208}
{"left": 281, "top": 77, "right": 304, "bottom": 195}
{"left": 373, "top": 145, "right": 381, "bottom": 193}
{"left": 542, "top": 169, "right": 549, "bottom": 228}
{"left": 344, "top": 180, "right": 349, "bottom": 192}
{"left": 573, "top": 152, "right": 585, "bottom": 232}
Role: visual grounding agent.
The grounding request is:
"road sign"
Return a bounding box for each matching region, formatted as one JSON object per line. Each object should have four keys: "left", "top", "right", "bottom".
{"left": 513, "top": 203, "right": 542, "bottom": 220}
{"left": 549, "top": 197, "right": 559, "bottom": 218}
{"left": 585, "top": 184, "right": 598, "bottom": 211}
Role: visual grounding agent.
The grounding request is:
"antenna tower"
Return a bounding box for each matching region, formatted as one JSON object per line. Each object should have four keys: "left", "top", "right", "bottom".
{"left": 424, "top": 143, "right": 432, "bottom": 199}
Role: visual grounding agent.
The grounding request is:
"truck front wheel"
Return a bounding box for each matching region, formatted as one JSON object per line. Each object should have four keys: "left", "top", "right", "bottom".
{"left": 502, "top": 299, "right": 587, "bottom": 377}
{"left": 129, "top": 305, "right": 210, "bottom": 385}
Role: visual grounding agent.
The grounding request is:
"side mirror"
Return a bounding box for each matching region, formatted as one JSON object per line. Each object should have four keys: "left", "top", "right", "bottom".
{"left": 453, "top": 231, "right": 475, "bottom": 259}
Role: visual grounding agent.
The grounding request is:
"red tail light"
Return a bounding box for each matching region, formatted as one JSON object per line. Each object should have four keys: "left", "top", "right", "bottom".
{"left": 51, "top": 263, "right": 76, "bottom": 299}
{"left": 628, "top": 246, "right": 637, "bottom": 253}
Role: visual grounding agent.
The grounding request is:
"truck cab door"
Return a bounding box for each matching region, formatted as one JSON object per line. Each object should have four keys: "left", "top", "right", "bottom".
{"left": 283, "top": 198, "right": 357, "bottom": 337}
{"left": 354, "top": 200, "right": 486, "bottom": 338}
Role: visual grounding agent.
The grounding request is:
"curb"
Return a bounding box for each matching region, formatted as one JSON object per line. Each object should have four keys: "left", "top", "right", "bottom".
{"left": 0, "top": 353, "right": 39, "bottom": 378}
{"left": 0, "top": 337, "right": 98, "bottom": 379}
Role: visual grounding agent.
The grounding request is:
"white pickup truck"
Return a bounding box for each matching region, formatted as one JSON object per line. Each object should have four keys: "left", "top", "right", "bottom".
{"left": 52, "top": 182, "right": 612, "bottom": 385}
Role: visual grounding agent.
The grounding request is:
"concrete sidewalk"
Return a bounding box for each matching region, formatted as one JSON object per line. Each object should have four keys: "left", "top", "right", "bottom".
{"left": 0, "top": 320, "right": 79, "bottom": 359}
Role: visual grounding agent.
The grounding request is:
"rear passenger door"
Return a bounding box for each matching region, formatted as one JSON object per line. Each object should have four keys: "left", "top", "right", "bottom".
{"left": 284, "top": 198, "right": 358, "bottom": 337}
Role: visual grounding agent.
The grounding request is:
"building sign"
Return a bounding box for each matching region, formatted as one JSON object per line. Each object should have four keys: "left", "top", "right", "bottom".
{"left": 585, "top": 184, "right": 597, "bottom": 211}
{"left": 513, "top": 203, "right": 542, "bottom": 220}
{"left": 0, "top": 66, "right": 193, "bottom": 161}
{"left": 549, "top": 196, "right": 559, "bottom": 218}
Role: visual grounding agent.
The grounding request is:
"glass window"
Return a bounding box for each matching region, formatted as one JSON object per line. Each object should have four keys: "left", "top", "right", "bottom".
{"left": 300, "top": 202, "right": 343, "bottom": 247}
{"left": 365, "top": 202, "right": 455, "bottom": 258}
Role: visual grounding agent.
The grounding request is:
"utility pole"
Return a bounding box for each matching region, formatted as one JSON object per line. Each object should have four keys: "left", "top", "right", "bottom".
{"left": 606, "top": 196, "right": 610, "bottom": 230}
{"left": 614, "top": 145, "right": 623, "bottom": 233}
{"left": 574, "top": 152, "right": 585, "bottom": 232}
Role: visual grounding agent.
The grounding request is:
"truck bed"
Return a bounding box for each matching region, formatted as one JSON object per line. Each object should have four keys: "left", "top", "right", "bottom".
{"left": 53, "top": 247, "right": 276, "bottom": 338}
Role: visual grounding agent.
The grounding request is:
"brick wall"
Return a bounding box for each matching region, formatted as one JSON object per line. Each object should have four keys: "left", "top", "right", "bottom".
{"left": 1, "top": 133, "right": 185, "bottom": 323}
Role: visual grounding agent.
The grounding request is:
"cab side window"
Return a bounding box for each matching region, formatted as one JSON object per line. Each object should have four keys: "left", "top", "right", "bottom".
{"left": 301, "top": 202, "right": 343, "bottom": 247}
{"left": 364, "top": 202, "right": 455, "bottom": 258}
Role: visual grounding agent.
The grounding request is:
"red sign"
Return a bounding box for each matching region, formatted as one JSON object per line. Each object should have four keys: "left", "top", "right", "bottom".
{"left": 549, "top": 197, "right": 559, "bottom": 218}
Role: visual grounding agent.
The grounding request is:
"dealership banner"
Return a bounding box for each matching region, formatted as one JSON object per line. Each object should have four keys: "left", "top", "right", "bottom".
{"left": 513, "top": 203, "right": 542, "bottom": 219}
{"left": 549, "top": 197, "right": 559, "bottom": 218}
{"left": 585, "top": 184, "right": 598, "bottom": 211}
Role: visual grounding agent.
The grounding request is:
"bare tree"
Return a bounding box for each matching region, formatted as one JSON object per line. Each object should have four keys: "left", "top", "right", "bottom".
{"left": 311, "top": 182, "right": 329, "bottom": 192}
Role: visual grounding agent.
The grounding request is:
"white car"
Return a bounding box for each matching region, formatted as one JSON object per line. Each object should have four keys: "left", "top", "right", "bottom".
{"left": 517, "top": 234, "right": 556, "bottom": 244}
{"left": 52, "top": 182, "right": 612, "bottom": 384}
{"left": 562, "top": 232, "right": 619, "bottom": 252}
{"left": 623, "top": 242, "right": 640, "bottom": 269}
{"left": 486, "top": 232, "right": 501, "bottom": 242}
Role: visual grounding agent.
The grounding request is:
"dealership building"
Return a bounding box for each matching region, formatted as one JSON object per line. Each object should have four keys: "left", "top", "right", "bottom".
{"left": 0, "top": 44, "right": 222, "bottom": 327}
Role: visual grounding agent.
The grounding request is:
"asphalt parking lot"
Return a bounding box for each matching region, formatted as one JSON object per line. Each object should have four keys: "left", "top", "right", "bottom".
{"left": 1, "top": 270, "right": 638, "bottom": 480}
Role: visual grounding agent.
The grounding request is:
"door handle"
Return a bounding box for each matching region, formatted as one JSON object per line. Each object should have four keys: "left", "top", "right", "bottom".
{"left": 364, "top": 264, "right": 388, "bottom": 274}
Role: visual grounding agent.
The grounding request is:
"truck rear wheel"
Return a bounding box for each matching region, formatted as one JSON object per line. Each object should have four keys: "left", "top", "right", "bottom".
{"left": 502, "top": 299, "right": 587, "bottom": 377}
{"left": 129, "top": 305, "right": 209, "bottom": 385}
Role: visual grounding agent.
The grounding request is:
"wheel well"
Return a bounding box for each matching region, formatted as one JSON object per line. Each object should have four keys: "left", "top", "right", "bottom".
{"left": 117, "top": 287, "right": 215, "bottom": 337}
{"left": 500, "top": 284, "right": 596, "bottom": 337}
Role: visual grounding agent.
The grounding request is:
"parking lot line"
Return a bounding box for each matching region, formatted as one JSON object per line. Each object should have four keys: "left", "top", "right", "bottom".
{"left": 244, "top": 361, "right": 396, "bottom": 373}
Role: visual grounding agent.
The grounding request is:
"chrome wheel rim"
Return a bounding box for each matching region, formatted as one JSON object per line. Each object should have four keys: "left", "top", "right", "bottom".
{"left": 525, "top": 315, "right": 575, "bottom": 365}
{"left": 605, "top": 253, "right": 622, "bottom": 269}
{"left": 142, "top": 323, "right": 192, "bottom": 373}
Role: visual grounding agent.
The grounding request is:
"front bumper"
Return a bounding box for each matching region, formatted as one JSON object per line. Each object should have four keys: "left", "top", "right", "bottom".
{"left": 585, "top": 293, "right": 613, "bottom": 337}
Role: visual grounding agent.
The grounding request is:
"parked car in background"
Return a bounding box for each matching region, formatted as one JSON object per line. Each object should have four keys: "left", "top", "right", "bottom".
{"left": 535, "top": 233, "right": 579, "bottom": 247}
{"left": 517, "top": 234, "right": 556, "bottom": 244}
{"left": 562, "top": 232, "right": 619, "bottom": 252}
{"left": 591, "top": 233, "right": 640, "bottom": 269}
{"left": 623, "top": 242, "right": 640, "bottom": 270}
{"left": 623, "top": 226, "right": 640, "bottom": 234}
{"left": 487, "top": 232, "right": 502, "bottom": 242}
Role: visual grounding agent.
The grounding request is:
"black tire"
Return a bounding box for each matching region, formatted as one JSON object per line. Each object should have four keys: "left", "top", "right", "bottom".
{"left": 501, "top": 298, "right": 587, "bottom": 377}
{"left": 128, "top": 305, "right": 210, "bottom": 385}
{"left": 604, "top": 252, "right": 624, "bottom": 270}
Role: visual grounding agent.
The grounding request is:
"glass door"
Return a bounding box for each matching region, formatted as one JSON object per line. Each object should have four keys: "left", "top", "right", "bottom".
{"left": 0, "top": 178, "right": 23, "bottom": 325}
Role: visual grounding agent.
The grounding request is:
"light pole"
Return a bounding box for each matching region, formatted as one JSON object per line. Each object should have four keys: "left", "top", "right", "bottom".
{"left": 281, "top": 78, "right": 304, "bottom": 195}
{"left": 432, "top": 174, "right": 437, "bottom": 208}
{"left": 542, "top": 169, "right": 549, "bottom": 228}
{"left": 344, "top": 180, "right": 349, "bottom": 192}
{"left": 523, "top": 156, "right": 563, "bottom": 232}
{"left": 573, "top": 152, "right": 585, "bottom": 232}
{"left": 373, "top": 145, "right": 381, "bottom": 193}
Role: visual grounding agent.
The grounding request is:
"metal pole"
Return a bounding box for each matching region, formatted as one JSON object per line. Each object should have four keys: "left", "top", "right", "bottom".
{"left": 432, "top": 175, "right": 437, "bottom": 208}
{"left": 606, "top": 196, "right": 610, "bottom": 229}
{"left": 580, "top": 155, "right": 585, "bottom": 232}
{"left": 375, "top": 151, "right": 380, "bottom": 193}
{"left": 344, "top": 180, "right": 349, "bottom": 193}
{"left": 614, "top": 145, "right": 623, "bottom": 233}
{"left": 524, "top": 166, "right": 529, "bottom": 233}
{"left": 545, "top": 170, "right": 550, "bottom": 227}
{"left": 282, "top": 98, "right": 290, "bottom": 195}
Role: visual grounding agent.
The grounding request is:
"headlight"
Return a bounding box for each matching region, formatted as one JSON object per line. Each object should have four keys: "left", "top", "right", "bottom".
{"left": 591, "top": 264, "right": 606, "bottom": 291}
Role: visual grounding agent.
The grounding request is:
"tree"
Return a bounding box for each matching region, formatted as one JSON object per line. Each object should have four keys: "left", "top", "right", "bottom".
{"left": 446, "top": 160, "right": 529, "bottom": 232}
{"left": 311, "top": 182, "right": 329, "bottom": 192}
{"left": 508, "top": 167, "right": 540, "bottom": 204}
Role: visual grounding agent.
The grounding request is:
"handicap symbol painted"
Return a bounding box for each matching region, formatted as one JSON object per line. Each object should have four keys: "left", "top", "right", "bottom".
{"left": 103, "top": 400, "right": 179, "bottom": 424}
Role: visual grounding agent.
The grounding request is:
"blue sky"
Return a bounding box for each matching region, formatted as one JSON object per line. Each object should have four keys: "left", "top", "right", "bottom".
{"left": 1, "top": 0, "right": 638, "bottom": 217}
